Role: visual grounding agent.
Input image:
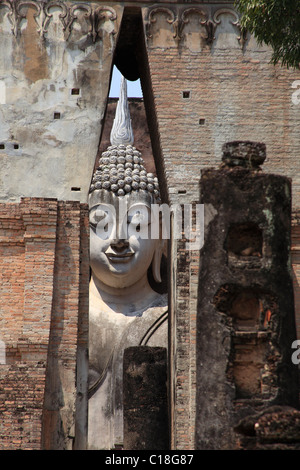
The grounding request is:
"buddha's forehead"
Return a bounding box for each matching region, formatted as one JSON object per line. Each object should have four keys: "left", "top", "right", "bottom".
{"left": 89, "top": 189, "right": 154, "bottom": 212}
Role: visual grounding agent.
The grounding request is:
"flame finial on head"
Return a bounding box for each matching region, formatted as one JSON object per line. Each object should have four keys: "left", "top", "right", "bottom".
{"left": 110, "top": 76, "right": 134, "bottom": 146}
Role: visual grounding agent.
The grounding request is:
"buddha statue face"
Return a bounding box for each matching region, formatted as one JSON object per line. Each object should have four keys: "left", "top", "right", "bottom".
{"left": 89, "top": 144, "right": 162, "bottom": 291}
{"left": 89, "top": 190, "right": 161, "bottom": 289}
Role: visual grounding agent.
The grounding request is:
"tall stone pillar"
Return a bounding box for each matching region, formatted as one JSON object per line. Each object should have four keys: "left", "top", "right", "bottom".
{"left": 196, "top": 141, "right": 299, "bottom": 449}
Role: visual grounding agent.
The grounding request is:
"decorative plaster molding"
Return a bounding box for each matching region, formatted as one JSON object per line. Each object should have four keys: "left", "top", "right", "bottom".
{"left": 0, "top": 0, "right": 118, "bottom": 42}
{"left": 42, "top": 1, "right": 68, "bottom": 37}
{"left": 146, "top": 6, "right": 208, "bottom": 47}
{"left": 213, "top": 8, "right": 248, "bottom": 49}
{"left": 145, "top": 7, "right": 177, "bottom": 41}
{"left": 146, "top": 5, "right": 245, "bottom": 48}
{"left": 180, "top": 8, "right": 207, "bottom": 45}
{"left": 66, "top": 4, "right": 117, "bottom": 42}
{"left": 0, "top": 0, "right": 41, "bottom": 37}
{"left": 213, "top": 7, "right": 240, "bottom": 25}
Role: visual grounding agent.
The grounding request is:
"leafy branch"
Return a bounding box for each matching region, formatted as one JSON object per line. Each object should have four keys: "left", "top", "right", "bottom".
{"left": 235, "top": 0, "right": 300, "bottom": 68}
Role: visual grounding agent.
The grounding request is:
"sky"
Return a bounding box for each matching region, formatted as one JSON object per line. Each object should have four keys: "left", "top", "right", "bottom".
{"left": 109, "top": 66, "right": 143, "bottom": 98}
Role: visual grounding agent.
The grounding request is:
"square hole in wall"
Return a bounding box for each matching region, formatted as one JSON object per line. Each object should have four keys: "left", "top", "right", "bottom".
{"left": 199, "top": 118, "right": 205, "bottom": 125}
{"left": 14, "top": 144, "right": 19, "bottom": 149}
{"left": 54, "top": 112, "right": 61, "bottom": 119}
{"left": 71, "top": 88, "right": 80, "bottom": 95}
{"left": 182, "top": 91, "right": 190, "bottom": 99}
{"left": 0, "top": 144, "right": 5, "bottom": 149}
{"left": 225, "top": 222, "right": 263, "bottom": 258}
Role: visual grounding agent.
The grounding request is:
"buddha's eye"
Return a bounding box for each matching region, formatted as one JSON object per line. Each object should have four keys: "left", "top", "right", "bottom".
{"left": 127, "top": 206, "right": 151, "bottom": 228}
{"left": 128, "top": 211, "right": 147, "bottom": 226}
{"left": 89, "top": 206, "right": 115, "bottom": 229}
{"left": 127, "top": 204, "right": 151, "bottom": 237}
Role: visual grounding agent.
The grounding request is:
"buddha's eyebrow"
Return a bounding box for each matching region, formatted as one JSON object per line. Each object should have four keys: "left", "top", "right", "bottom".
{"left": 127, "top": 203, "right": 151, "bottom": 211}
{"left": 89, "top": 204, "right": 114, "bottom": 212}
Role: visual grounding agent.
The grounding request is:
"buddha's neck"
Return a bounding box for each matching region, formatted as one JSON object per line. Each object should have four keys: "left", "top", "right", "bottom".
{"left": 90, "top": 273, "right": 159, "bottom": 315}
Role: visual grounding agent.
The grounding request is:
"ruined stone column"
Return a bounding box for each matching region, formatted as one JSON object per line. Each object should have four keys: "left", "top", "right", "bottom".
{"left": 123, "top": 346, "right": 169, "bottom": 450}
{"left": 196, "top": 141, "right": 300, "bottom": 450}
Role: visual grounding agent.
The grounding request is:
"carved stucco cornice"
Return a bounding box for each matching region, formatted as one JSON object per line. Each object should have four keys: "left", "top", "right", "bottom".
{"left": 145, "top": 4, "right": 248, "bottom": 49}
{"left": 0, "top": 0, "right": 118, "bottom": 42}
{"left": 0, "top": 1, "right": 247, "bottom": 47}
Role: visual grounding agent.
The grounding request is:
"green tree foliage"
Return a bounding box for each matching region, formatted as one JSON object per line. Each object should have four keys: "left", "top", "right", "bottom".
{"left": 235, "top": 0, "right": 300, "bottom": 68}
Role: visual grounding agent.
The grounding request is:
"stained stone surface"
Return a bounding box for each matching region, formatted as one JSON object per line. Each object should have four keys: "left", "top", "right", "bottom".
{"left": 222, "top": 141, "right": 267, "bottom": 169}
{"left": 196, "top": 142, "right": 299, "bottom": 450}
{"left": 123, "top": 346, "right": 169, "bottom": 450}
{"left": 0, "top": 3, "right": 123, "bottom": 203}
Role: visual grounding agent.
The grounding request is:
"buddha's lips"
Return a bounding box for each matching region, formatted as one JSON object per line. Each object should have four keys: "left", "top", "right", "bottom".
{"left": 106, "top": 251, "right": 134, "bottom": 262}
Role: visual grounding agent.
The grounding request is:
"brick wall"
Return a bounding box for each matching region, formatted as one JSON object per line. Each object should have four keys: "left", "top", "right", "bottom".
{"left": 0, "top": 364, "right": 46, "bottom": 450}
{"left": 141, "top": 8, "right": 300, "bottom": 208}
{"left": 0, "top": 198, "right": 89, "bottom": 450}
{"left": 169, "top": 207, "right": 199, "bottom": 449}
{"left": 292, "top": 213, "right": 300, "bottom": 340}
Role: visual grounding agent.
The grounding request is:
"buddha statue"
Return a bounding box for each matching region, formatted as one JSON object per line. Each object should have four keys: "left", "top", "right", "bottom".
{"left": 88, "top": 76, "right": 168, "bottom": 450}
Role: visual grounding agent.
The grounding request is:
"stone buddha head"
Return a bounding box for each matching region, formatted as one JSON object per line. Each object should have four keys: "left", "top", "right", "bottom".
{"left": 88, "top": 77, "right": 163, "bottom": 305}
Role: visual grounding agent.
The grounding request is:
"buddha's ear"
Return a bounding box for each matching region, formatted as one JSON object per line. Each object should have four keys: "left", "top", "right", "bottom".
{"left": 152, "top": 239, "right": 164, "bottom": 283}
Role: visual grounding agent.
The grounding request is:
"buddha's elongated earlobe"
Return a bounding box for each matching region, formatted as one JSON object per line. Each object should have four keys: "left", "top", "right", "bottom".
{"left": 152, "top": 240, "right": 163, "bottom": 283}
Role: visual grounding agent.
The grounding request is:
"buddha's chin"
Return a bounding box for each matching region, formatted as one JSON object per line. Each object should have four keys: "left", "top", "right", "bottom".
{"left": 106, "top": 262, "right": 135, "bottom": 276}
{"left": 96, "top": 269, "right": 140, "bottom": 289}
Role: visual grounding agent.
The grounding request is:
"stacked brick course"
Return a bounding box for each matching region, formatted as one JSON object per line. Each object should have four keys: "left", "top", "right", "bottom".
{"left": 0, "top": 363, "right": 45, "bottom": 450}
{"left": 292, "top": 212, "right": 300, "bottom": 340}
{"left": 0, "top": 198, "right": 89, "bottom": 450}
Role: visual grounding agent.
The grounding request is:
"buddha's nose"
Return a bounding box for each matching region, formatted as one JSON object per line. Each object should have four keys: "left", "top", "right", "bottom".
{"left": 110, "top": 239, "right": 129, "bottom": 252}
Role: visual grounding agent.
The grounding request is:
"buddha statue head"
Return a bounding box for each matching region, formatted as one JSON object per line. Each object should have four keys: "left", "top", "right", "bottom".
{"left": 88, "top": 76, "right": 164, "bottom": 312}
